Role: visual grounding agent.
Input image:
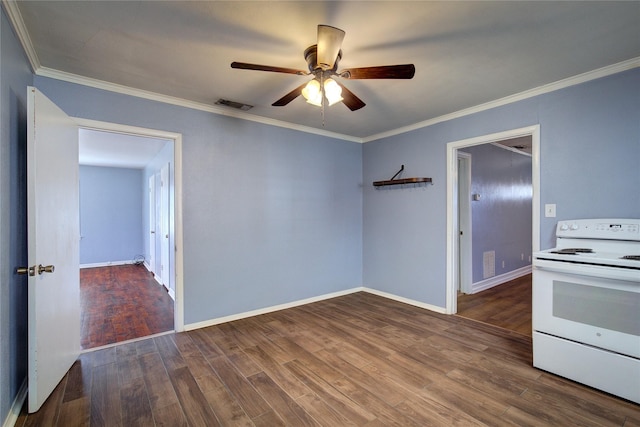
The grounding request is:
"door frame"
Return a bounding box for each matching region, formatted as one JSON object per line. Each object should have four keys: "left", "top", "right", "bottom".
{"left": 445, "top": 125, "right": 540, "bottom": 314}
{"left": 74, "top": 118, "right": 184, "bottom": 332}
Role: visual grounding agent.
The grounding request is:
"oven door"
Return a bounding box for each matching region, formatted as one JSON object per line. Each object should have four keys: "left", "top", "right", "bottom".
{"left": 533, "top": 259, "right": 640, "bottom": 359}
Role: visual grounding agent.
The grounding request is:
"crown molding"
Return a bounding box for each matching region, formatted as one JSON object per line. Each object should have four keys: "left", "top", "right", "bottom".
{"left": 1, "top": 0, "right": 40, "bottom": 72}
{"left": 35, "top": 67, "right": 362, "bottom": 143}
{"left": 362, "top": 57, "right": 640, "bottom": 143}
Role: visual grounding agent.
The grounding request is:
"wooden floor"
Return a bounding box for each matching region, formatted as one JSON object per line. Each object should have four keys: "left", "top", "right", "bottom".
{"left": 457, "top": 274, "right": 532, "bottom": 337}
{"left": 18, "top": 292, "right": 639, "bottom": 426}
{"left": 80, "top": 265, "right": 174, "bottom": 349}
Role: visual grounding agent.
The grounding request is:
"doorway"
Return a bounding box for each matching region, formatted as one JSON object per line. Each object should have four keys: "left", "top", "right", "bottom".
{"left": 445, "top": 125, "right": 540, "bottom": 315}
{"left": 76, "top": 118, "right": 184, "bottom": 348}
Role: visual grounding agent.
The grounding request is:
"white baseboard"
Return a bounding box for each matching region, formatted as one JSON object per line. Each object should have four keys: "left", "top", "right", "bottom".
{"left": 184, "top": 287, "right": 365, "bottom": 331}
{"left": 168, "top": 287, "right": 175, "bottom": 301}
{"left": 471, "top": 265, "right": 532, "bottom": 294}
{"left": 153, "top": 274, "right": 162, "bottom": 285}
{"left": 80, "top": 260, "right": 137, "bottom": 269}
{"left": 3, "top": 379, "right": 27, "bottom": 427}
{"left": 362, "top": 288, "right": 447, "bottom": 314}
{"left": 184, "top": 286, "right": 452, "bottom": 331}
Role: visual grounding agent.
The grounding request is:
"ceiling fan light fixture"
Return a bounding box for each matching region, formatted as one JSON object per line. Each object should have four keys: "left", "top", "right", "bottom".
{"left": 302, "top": 79, "right": 323, "bottom": 106}
{"left": 323, "top": 78, "right": 343, "bottom": 106}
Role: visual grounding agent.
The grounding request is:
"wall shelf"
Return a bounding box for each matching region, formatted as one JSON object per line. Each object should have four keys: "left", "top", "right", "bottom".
{"left": 373, "top": 165, "right": 432, "bottom": 187}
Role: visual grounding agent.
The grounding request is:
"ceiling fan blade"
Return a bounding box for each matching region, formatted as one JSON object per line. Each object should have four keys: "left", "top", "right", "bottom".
{"left": 272, "top": 82, "right": 308, "bottom": 107}
{"left": 340, "top": 64, "right": 415, "bottom": 79}
{"left": 336, "top": 82, "right": 365, "bottom": 111}
{"left": 231, "top": 62, "right": 307, "bottom": 76}
{"left": 317, "top": 25, "right": 345, "bottom": 70}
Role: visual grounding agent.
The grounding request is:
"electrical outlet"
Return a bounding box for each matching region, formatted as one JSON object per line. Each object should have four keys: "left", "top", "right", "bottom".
{"left": 545, "top": 204, "right": 556, "bottom": 217}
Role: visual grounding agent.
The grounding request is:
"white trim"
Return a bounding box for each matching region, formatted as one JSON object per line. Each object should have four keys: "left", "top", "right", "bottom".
{"left": 363, "top": 58, "right": 639, "bottom": 142}
{"left": 362, "top": 288, "right": 447, "bottom": 314}
{"left": 80, "top": 260, "right": 137, "bottom": 269}
{"left": 1, "top": 0, "right": 39, "bottom": 72}
{"left": 73, "top": 118, "right": 185, "bottom": 333}
{"left": 446, "top": 125, "right": 540, "bottom": 315}
{"left": 185, "top": 287, "right": 448, "bottom": 332}
{"left": 36, "top": 67, "right": 361, "bottom": 143}
{"left": 2, "top": 379, "right": 27, "bottom": 427}
{"left": 184, "top": 288, "right": 365, "bottom": 331}
{"left": 470, "top": 265, "right": 532, "bottom": 294}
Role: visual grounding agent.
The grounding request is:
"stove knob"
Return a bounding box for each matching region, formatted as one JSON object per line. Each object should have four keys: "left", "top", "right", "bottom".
{"left": 560, "top": 224, "right": 569, "bottom": 231}
{"left": 570, "top": 223, "right": 579, "bottom": 230}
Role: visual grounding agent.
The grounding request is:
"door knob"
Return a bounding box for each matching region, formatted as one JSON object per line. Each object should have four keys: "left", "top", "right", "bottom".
{"left": 16, "top": 266, "right": 36, "bottom": 276}
{"left": 38, "top": 264, "right": 55, "bottom": 275}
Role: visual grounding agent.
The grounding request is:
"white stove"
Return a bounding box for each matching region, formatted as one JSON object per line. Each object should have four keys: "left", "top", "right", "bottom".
{"left": 532, "top": 218, "right": 640, "bottom": 403}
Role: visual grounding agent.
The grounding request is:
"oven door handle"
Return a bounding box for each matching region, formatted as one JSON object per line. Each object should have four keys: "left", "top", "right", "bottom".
{"left": 534, "top": 258, "right": 640, "bottom": 283}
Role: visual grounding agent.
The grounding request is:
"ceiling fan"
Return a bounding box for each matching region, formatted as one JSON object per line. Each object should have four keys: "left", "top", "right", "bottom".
{"left": 231, "top": 25, "right": 415, "bottom": 111}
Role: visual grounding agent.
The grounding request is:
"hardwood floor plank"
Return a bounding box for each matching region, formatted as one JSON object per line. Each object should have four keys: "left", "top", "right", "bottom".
{"left": 394, "top": 393, "right": 488, "bottom": 426}
{"left": 285, "top": 358, "right": 377, "bottom": 424}
{"left": 56, "top": 396, "right": 90, "bottom": 427}
{"left": 295, "top": 393, "right": 358, "bottom": 427}
{"left": 154, "top": 333, "right": 187, "bottom": 372}
{"left": 90, "top": 363, "right": 122, "bottom": 427}
{"left": 203, "top": 386, "right": 254, "bottom": 426}
{"left": 330, "top": 376, "right": 423, "bottom": 427}
{"left": 247, "top": 371, "right": 321, "bottom": 426}
{"left": 137, "top": 352, "right": 180, "bottom": 411}
{"left": 208, "top": 356, "right": 272, "bottom": 418}
{"left": 243, "top": 344, "right": 312, "bottom": 399}
{"left": 419, "top": 376, "right": 516, "bottom": 426}
{"left": 120, "top": 377, "right": 154, "bottom": 426}
{"left": 151, "top": 402, "right": 188, "bottom": 427}
{"left": 167, "top": 366, "right": 220, "bottom": 426}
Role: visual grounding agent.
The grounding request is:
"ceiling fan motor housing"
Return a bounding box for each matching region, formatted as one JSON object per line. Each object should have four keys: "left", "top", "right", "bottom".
{"left": 304, "top": 45, "right": 341, "bottom": 74}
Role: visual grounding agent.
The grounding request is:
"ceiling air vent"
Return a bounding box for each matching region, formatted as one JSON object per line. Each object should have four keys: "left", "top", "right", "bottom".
{"left": 215, "top": 99, "right": 253, "bottom": 111}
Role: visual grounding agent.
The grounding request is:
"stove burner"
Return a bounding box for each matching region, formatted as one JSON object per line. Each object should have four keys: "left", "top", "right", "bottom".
{"left": 551, "top": 248, "right": 594, "bottom": 255}
{"left": 621, "top": 255, "right": 640, "bottom": 261}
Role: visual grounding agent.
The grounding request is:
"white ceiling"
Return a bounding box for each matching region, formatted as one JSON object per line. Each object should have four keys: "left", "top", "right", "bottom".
{"left": 9, "top": 1, "right": 640, "bottom": 141}
{"left": 79, "top": 129, "right": 170, "bottom": 168}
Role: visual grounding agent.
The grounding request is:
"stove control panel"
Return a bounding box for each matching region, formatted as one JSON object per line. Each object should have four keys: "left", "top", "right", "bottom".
{"left": 556, "top": 219, "right": 640, "bottom": 241}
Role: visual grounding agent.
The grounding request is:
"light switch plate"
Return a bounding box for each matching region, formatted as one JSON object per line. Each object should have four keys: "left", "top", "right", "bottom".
{"left": 545, "top": 204, "right": 556, "bottom": 217}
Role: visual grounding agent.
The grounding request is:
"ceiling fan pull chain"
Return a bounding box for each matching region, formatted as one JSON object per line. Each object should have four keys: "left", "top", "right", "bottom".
{"left": 321, "top": 73, "right": 326, "bottom": 127}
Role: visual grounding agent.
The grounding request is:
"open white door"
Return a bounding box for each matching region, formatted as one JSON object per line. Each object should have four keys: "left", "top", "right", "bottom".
{"left": 148, "top": 175, "right": 156, "bottom": 274}
{"left": 25, "top": 87, "right": 80, "bottom": 412}
{"left": 160, "top": 163, "right": 170, "bottom": 293}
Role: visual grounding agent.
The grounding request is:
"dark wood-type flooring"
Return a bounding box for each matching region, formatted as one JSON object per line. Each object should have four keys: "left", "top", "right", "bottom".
{"left": 19, "top": 292, "right": 639, "bottom": 426}
{"left": 80, "top": 265, "right": 174, "bottom": 349}
{"left": 457, "top": 274, "right": 532, "bottom": 337}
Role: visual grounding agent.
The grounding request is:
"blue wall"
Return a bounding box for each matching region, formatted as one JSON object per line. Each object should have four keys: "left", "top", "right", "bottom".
{"left": 79, "top": 165, "right": 144, "bottom": 265}
{"left": 461, "top": 144, "right": 532, "bottom": 283}
{"left": 364, "top": 69, "right": 640, "bottom": 308}
{"left": 34, "top": 76, "right": 364, "bottom": 325}
{"left": 0, "top": 7, "right": 32, "bottom": 423}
